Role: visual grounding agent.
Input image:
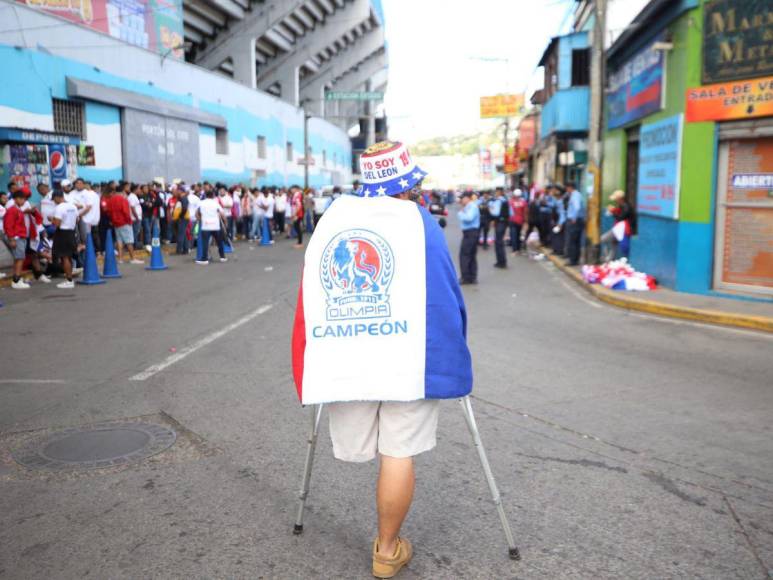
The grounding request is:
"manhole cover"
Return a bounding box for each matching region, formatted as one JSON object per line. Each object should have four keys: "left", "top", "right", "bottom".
{"left": 12, "top": 422, "right": 176, "bottom": 471}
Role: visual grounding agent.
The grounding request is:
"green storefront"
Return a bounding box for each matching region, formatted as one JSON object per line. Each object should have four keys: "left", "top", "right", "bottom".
{"left": 602, "top": 0, "right": 773, "bottom": 299}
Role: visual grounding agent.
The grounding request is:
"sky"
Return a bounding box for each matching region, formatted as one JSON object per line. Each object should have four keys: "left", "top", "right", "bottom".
{"left": 381, "top": 0, "right": 648, "bottom": 145}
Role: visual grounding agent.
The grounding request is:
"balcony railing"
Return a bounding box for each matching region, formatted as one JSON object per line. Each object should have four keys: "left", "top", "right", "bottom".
{"left": 540, "top": 87, "right": 590, "bottom": 139}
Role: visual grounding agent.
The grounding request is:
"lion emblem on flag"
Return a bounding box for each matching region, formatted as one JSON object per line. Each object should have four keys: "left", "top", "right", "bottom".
{"left": 320, "top": 229, "right": 394, "bottom": 321}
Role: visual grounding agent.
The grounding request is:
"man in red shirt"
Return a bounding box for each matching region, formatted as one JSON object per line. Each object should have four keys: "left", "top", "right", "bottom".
{"left": 3, "top": 189, "right": 51, "bottom": 289}
{"left": 508, "top": 190, "right": 527, "bottom": 254}
{"left": 107, "top": 185, "right": 143, "bottom": 264}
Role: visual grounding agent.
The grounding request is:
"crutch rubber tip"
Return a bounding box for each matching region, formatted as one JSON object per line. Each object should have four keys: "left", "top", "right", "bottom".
{"left": 509, "top": 548, "right": 521, "bottom": 561}
{"left": 293, "top": 524, "right": 304, "bottom": 535}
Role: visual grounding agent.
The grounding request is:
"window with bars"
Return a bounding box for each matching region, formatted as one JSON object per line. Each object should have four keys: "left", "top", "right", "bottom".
{"left": 52, "top": 98, "right": 85, "bottom": 137}
{"left": 257, "top": 135, "right": 267, "bottom": 159}
{"left": 286, "top": 142, "right": 293, "bottom": 161}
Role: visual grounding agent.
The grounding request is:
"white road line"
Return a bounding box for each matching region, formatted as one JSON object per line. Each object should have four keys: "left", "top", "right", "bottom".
{"left": 0, "top": 379, "right": 67, "bottom": 384}
{"left": 129, "top": 304, "right": 274, "bottom": 381}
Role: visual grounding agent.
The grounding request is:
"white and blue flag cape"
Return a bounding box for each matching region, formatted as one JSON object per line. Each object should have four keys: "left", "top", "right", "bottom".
{"left": 292, "top": 194, "right": 473, "bottom": 405}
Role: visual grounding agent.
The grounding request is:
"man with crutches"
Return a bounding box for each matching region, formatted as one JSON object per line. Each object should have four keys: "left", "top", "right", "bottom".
{"left": 291, "top": 141, "right": 519, "bottom": 578}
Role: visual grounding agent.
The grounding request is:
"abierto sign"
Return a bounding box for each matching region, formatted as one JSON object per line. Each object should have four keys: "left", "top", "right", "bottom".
{"left": 479, "top": 94, "right": 524, "bottom": 118}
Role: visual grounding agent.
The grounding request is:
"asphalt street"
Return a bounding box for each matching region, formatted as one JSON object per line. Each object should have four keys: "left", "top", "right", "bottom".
{"left": 0, "top": 217, "right": 772, "bottom": 580}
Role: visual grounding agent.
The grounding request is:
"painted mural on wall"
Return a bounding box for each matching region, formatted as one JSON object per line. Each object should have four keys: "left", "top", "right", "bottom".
{"left": 16, "top": 0, "right": 184, "bottom": 58}
{"left": 703, "top": 0, "right": 773, "bottom": 84}
{"left": 607, "top": 38, "right": 665, "bottom": 129}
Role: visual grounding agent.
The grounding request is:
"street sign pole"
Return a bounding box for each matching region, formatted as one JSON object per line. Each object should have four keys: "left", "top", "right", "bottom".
{"left": 303, "top": 107, "right": 310, "bottom": 191}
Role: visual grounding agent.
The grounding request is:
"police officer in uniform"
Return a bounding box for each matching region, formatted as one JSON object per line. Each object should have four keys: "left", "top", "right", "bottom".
{"left": 458, "top": 192, "right": 480, "bottom": 284}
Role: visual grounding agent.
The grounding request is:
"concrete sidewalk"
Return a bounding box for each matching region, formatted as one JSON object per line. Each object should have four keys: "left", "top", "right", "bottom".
{"left": 546, "top": 253, "right": 773, "bottom": 333}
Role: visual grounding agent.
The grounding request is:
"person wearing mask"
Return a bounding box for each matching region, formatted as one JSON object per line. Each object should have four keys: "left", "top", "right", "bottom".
{"left": 196, "top": 189, "right": 227, "bottom": 264}
{"left": 488, "top": 187, "right": 509, "bottom": 269}
{"left": 565, "top": 182, "right": 586, "bottom": 266}
{"left": 458, "top": 191, "right": 481, "bottom": 285}
{"left": 508, "top": 189, "right": 527, "bottom": 254}
{"left": 477, "top": 191, "right": 492, "bottom": 249}
{"left": 3, "top": 188, "right": 50, "bottom": 288}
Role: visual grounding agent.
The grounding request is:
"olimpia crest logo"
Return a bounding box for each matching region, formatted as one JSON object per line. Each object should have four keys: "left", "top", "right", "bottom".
{"left": 320, "top": 229, "right": 395, "bottom": 322}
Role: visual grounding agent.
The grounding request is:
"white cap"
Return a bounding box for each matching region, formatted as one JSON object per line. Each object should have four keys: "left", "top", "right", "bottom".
{"left": 60, "top": 179, "right": 72, "bottom": 187}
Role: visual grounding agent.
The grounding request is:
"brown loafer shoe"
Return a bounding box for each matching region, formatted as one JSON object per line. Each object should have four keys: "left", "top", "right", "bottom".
{"left": 372, "top": 537, "right": 412, "bottom": 579}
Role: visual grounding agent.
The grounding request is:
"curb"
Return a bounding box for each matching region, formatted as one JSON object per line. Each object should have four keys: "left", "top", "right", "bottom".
{"left": 545, "top": 253, "right": 773, "bottom": 334}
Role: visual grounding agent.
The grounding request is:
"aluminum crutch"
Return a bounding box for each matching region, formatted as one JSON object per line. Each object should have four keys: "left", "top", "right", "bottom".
{"left": 459, "top": 396, "right": 521, "bottom": 560}
{"left": 293, "top": 404, "right": 324, "bottom": 535}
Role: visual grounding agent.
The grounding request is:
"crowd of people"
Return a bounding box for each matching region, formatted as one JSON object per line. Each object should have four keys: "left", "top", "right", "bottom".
{"left": 454, "top": 181, "right": 633, "bottom": 285}
{"left": 0, "top": 178, "right": 328, "bottom": 289}
{"left": 2, "top": 175, "right": 634, "bottom": 291}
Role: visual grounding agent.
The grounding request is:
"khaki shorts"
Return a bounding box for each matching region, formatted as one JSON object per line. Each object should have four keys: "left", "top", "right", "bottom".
{"left": 327, "top": 399, "right": 440, "bottom": 462}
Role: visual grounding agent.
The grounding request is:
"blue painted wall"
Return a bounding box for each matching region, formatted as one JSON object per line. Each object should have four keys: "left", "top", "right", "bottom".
{"left": 629, "top": 215, "right": 679, "bottom": 288}
{"left": 0, "top": 45, "right": 352, "bottom": 188}
{"left": 558, "top": 32, "right": 589, "bottom": 90}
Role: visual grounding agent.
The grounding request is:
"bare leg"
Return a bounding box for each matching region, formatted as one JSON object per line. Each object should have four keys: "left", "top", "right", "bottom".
{"left": 376, "top": 455, "right": 414, "bottom": 557}
{"left": 62, "top": 256, "right": 72, "bottom": 280}
{"left": 117, "top": 242, "right": 124, "bottom": 262}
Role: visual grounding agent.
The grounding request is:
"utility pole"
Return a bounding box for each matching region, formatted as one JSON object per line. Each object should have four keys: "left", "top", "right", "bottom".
{"left": 301, "top": 99, "right": 310, "bottom": 190}
{"left": 503, "top": 118, "right": 509, "bottom": 188}
{"left": 586, "top": 0, "right": 606, "bottom": 262}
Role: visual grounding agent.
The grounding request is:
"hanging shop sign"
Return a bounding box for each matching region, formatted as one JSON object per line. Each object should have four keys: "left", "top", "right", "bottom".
{"left": 479, "top": 94, "right": 524, "bottom": 119}
{"left": 503, "top": 148, "right": 519, "bottom": 174}
{"left": 636, "top": 114, "right": 683, "bottom": 219}
{"left": 607, "top": 38, "right": 665, "bottom": 129}
{"left": 703, "top": 0, "right": 773, "bottom": 84}
{"left": 686, "top": 76, "right": 773, "bottom": 122}
{"left": 0, "top": 128, "right": 80, "bottom": 145}
{"left": 479, "top": 148, "right": 492, "bottom": 178}
{"left": 517, "top": 116, "right": 537, "bottom": 153}
{"left": 15, "top": 0, "right": 184, "bottom": 59}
